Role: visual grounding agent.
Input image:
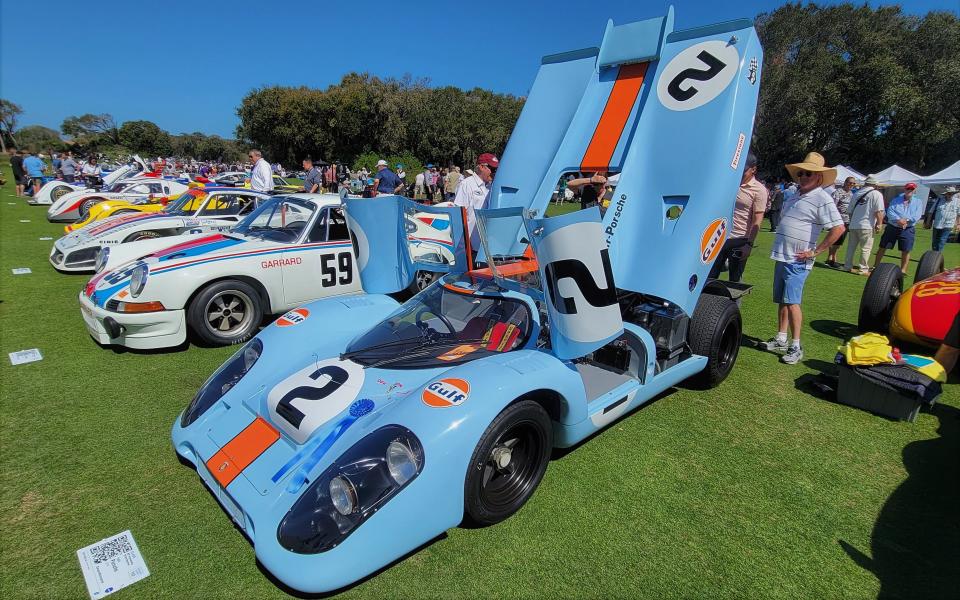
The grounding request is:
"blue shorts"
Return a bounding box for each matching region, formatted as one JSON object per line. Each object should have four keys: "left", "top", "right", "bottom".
{"left": 773, "top": 261, "right": 811, "bottom": 305}
{"left": 879, "top": 225, "right": 915, "bottom": 252}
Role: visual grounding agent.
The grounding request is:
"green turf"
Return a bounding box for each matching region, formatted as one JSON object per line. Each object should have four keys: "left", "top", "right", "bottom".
{"left": 1, "top": 164, "right": 957, "bottom": 599}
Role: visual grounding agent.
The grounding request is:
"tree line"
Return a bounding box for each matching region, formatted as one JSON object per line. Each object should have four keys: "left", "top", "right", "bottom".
{"left": 1, "top": 3, "right": 956, "bottom": 177}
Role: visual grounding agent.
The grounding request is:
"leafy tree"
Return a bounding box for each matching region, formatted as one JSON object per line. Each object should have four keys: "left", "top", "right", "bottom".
{"left": 0, "top": 98, "right": 22, "bottom": 153}
{"left": 118, "top": 120, "right": 172, "bottom": 156}
{"left": 61, "top": 113, "right": 120, "bottom": 147}
{"left": 16, "top": 125, "right": 67, "bottom": 152}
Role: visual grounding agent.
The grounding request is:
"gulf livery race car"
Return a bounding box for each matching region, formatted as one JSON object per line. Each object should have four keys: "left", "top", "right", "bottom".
{"left": 859, "top": 250, "right": 958, "bottom": 346}
{"left": 46, "top": 177, "right": 190, "bottom": 223}
{"left": 170, "top": 10, "right": 763, "bottom": 593}
{"left": 50, "top": 188, "right": 269, "bottom": 272}
{"left": 28, "top": 155, "right": 152, "bottom": 206}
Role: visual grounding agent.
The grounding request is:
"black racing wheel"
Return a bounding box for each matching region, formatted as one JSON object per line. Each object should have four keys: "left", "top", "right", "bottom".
{"left": 688, "top": 294, "right": 742, "bottom": 388}
{"left": 858, "top": 262, "right": 903, "bottom": 333}
{"left": 914, "top": 250, "right": 944, "bottom": 284}
{"left": 187, "top": 280, "right": 263, "bottom": 346}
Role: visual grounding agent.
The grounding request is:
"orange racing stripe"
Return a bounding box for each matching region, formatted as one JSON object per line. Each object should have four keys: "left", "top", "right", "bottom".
{"left": 206, "top": 417, "right": 280, "bottom": 488}
{"left": 580, "top": 62, "right": 648, "bottom": 172}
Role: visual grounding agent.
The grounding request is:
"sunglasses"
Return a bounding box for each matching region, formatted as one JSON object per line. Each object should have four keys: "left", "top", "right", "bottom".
{"left": 796, "top": 170, "right": 816, "bottom": 178}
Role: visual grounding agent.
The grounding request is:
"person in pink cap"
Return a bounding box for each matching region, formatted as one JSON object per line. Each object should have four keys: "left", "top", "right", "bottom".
{"left": 874, "top": 182, "right": 924, "bottom": 275}
{"left": 454, "top": 152, "right": 499, "bottom": 250}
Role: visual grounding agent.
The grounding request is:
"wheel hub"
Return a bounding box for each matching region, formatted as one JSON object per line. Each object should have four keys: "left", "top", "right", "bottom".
{"left": 491, "top": 446, "right": 512, "bottom": 470}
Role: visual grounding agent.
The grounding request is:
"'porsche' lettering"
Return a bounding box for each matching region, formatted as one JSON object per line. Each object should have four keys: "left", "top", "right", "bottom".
{"left": 261, "top": 256, "right": 303, "bottom": 269}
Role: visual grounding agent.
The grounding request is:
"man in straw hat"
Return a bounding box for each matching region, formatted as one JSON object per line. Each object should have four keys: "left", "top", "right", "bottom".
{"left": 844, "top": 176, "right": 886, "bottom": 274}
{"left": 764, "top": 152, "right": 846, "bottom": 364}
{"left": 873, "top": 182, "right": 924, "bottom": 274}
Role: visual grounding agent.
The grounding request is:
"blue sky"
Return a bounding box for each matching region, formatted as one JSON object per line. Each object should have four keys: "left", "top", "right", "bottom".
{"left": 2, "top": 0, "right": 956, "bottom": 138}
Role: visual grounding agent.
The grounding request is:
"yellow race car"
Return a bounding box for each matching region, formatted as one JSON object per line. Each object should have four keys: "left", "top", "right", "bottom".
{"left": 64, "top": 181, "right": 204, "bottom": 233}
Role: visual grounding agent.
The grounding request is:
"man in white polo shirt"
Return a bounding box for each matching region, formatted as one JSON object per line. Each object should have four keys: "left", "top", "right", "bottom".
{"left": 454, "top": 152, "right": 499, "bottom": 251}
{"left": 843, "top": 176, "right": 885, "bottom": 274}
{"left": 764, "top": 152, "right": 845, "bottom": 364}
{"left": 249, "top": 149, "right": 274, "bottom": 192}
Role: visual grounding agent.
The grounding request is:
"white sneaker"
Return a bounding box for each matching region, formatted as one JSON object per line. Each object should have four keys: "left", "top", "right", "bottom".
{"left": 764, "top": 337, "right": 789, "bottom": 353}
{"left": 781, "top": 346, "right": 803, "bottom": 364}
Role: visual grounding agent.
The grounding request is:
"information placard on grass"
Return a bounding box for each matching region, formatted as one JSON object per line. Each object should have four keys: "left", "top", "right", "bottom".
{"left": 77, "top": 530, "right": 150, "bottom": 599}
{"left": 9, "top": 349, "right": 42, "bottom": 365}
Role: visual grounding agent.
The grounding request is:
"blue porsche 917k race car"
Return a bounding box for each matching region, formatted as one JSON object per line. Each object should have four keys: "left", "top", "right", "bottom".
{"left": 172, "top": 8, "right": 763, "bottom": 593}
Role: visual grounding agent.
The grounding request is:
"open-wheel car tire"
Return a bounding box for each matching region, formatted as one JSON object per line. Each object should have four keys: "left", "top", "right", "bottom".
{"left": 688, "top": 294, "right": 742, "bottom": 388}
{"left": 858, "top": 262, "right": 903, "bottom": 334}
{"left": 463, "top": 400, "right": 553, "bottom": 527}
{"left": 914, "top": 250, "right": 944, "bottom": 284}
{"left": 187, "top": 280, "right": 263, "bottom": 346}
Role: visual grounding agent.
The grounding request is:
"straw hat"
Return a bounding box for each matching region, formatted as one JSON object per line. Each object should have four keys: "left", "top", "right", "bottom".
{"left": 785, "top": 152, "right": 837, "bottom": 185}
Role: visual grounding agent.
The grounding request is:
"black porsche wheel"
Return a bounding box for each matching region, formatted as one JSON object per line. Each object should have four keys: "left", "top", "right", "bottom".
{"left": 78, "top": 197, "right": 102, "bottom": 219}
{"left": 463, "top": 400, "right": 552, "bottom": 526}
{"left": 688, "top": 294, "right": 742, "bottom": 388}
{"left": 407, "top": 270, "right": 439, "bottom": 294}
{"left": 50, "top": 185, "right": 72, "bottom": 201}
{"left": 187, "top": 280, "right": 263, "bottom": 346}
{"left": 858, "top": 262, "right": 903, "bottom": 333}
{"left": 914, "top": 250, "right": 944, "bottom": 284}
{"left": 124, "top": 230, "right": 162, "bottom": 243}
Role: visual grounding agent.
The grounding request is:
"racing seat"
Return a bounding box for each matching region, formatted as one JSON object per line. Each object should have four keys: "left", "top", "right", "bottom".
{"left": 461, "top": 317, "right": 522, "bottom": 352}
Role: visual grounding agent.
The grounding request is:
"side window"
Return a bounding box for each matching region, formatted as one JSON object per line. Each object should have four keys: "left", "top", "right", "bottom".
{"left": 327, "top": 208, "right": 349, "bottom": 241}
{"left": 128, "top": 184, "right": 151, "bottom": 194}
{"left": 307, "top": 209, "right": 329, "bottom": 242}
{"left": 148, "top": 183, "right": 164, "bottom": 194}
{"left": 198, "top": 194, "right": 244, "bottom": 217}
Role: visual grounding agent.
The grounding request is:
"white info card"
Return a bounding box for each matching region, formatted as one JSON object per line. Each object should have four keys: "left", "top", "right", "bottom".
{"left": 77, "top": 530, "right": 150, "bottom": 599}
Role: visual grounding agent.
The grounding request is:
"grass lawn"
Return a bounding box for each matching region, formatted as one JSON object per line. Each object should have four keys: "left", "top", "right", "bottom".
{"left": 1, "top": 164, "right": 957, "bottom": 599}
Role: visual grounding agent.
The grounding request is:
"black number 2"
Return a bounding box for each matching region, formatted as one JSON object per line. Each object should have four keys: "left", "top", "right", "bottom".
{"left": 275, "top": 365, "right": 348, "bottom": 428}
{"left": 667, "top": 50, "right": 727, "bottom": 102}
{"left": 321, "top": 252, "right": 353, "bottom": 287}
{"left": 543, "top": 249, "right": 617, "bottom": 315}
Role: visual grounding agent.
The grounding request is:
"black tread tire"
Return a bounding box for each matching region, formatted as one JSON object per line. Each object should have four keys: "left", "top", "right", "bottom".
{"left": 858, "top": 263, "right": 903, "bottom": 333}
{"left": 463, "top": 400, "right": 552, "bottom": 527}
{"left": 78, "top": 197, "right": 103, "bottom": 219}
{"left": 187, "top": 280, "right": 263, "bottom": 346}
{"left": 688, "top": 294, "right": 742, "bottom": 388}
{"left": 914, "top": 250, "right": 944, "bottom": 284}
{"left": 407, "top": 270, "right": 439, "bottom": 294}
{"left": 124, "top": 230, "right": 162, "bottom": 243}
{"left": 51, "top": 185, "right": 72, "bottom": 201}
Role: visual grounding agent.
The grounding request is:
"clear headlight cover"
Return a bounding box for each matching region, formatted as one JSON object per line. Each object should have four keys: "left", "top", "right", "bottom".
{"left": 180, "top": 338, "right": 263, "bottom": 427}
{"left": 94, "top": 246, "right": 110, "bottom": 273}
{"left": 278, "top": 426, "right": 424, "bottom": 554}
{"left": 129, "top": 263, "right": 149, "bottom": 297}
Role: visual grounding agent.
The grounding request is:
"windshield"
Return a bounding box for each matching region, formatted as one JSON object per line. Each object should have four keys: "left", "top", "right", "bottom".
{"left": 343, "top": 284, "right": 532, "bottom": 368}
{"left": 164, "top": 190, "right": 207, "bottom": 214}
{"left": 233, "top": 196, "right": 316, "bottom": 243}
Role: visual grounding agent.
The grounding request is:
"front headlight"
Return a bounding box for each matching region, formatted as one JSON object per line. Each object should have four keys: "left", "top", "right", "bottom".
{"left": 94, "top": 246, "right": 110, "bottom": 273}
{"left": 129, "top": 263, "right": 149, "bottom": 297}
{"left": 180, "top": 338, "right": 263, "bottom": 427}
{"left": 277, "top": 425, "right": 424, "bottom": 554}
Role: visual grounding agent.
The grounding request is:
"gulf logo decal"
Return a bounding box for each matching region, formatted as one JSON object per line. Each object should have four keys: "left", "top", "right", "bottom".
{"left": 422, "top": 378, "right": 470, "bottom": 408}
{"left": 700, "top": 218, "right": 727, "bottom": 264}
{"left": 277, "top": 308, "right": 309, "bottom": 327}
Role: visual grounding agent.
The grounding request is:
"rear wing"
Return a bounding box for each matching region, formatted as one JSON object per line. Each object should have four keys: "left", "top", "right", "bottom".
{"left": 342, "top": 195, "right": 470, "bottom": 294}
{"left": 489, "top": 8, "right": 762, "bottom": 316}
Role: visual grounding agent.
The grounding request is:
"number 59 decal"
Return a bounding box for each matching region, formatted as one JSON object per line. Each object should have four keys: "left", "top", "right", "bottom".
{"left": 657, "top": 40, "right": 739, "bottom": 111}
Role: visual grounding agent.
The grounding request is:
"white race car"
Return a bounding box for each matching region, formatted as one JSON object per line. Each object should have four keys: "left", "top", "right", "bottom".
{"left": 79, "top": 194, "right": 362, "bottom": 350}
{"left": 46, "top": 177, "right": 190, "bottom": 223}
{"left": 50, "top": 188, "right": 270, "bottom": 272}
{"left": 29, "top": 155, "right": 154, "bottom": 206}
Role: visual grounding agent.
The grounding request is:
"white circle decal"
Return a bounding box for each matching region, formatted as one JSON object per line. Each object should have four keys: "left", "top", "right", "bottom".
{"left": 656, "top": 40, "right": 739, "bottom": 112}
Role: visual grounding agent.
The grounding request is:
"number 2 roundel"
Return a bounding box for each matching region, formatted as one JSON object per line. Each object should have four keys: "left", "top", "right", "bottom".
{"left": 267, "top": 358, "right": 365, "bottom": 444}
{"left": 656, "top": 40, "right": 739, "bottom": 111}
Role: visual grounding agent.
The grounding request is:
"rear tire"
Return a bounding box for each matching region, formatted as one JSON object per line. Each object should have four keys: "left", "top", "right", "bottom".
{"left": 688, "top": 294, "right": 742, "bottom": 388}
{"left": 187, "top": 280, "right": 263, "bottom": 346}
{"left": 858, "top": 263, "right": 902, "bottom": 333}
{"left": 463, "top": 400, "right": 552, "bottom": 527}
{"left": 124, "top": 230, "right": 162, "bottom": 243}
{"left": 51, "top": 185, "right": 72, "bottom": 201}
{"left": 914, "top": 250, "right": 944, "bottom": 284}
{"left": 407, "top": 270, "right": 439, "bottom": 294}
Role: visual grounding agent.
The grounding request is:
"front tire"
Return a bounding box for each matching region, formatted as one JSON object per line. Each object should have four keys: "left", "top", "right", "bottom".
{"left": 187, "top": 280, "right": 263, "bottom": 346}
{"left": 914, "top": 250, "right": 944, "bottom": 284}
{"left": 688, "top": 294, "right": 742, "bottom": 388}
{"left": 463, "top": 400, "right": 552, "bottom": 527}
{"left": 858, "top": 263, "right": 903, "bottom": 333}
{"left": 51, "top": 185, "right": 72, "bottom": 201}
{"left": 78, "top": 197, "right": 102, "bottom": 219}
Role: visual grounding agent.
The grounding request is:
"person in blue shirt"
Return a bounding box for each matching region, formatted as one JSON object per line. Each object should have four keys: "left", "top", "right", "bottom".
{"left": 373, "top": 159, "right": 402, "bottom": 196}
{"left": 873, "top": 182, "right": 924, "bottom": 274}
{"left": 22, "top": 152, "right": 46, "bottom": 197}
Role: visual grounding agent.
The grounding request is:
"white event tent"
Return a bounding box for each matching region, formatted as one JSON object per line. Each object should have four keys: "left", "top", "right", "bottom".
{"left": 920, "top": 160, "right": 960, "bottom": 187}
{"left": 834, "top": 164, "right": 865, "bottom": 185}
{"left": 867, "top": 164, "right": 922, "bottom": 186}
